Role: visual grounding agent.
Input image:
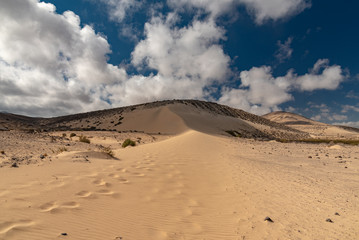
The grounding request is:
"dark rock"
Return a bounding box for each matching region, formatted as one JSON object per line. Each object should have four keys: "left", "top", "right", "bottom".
{"left": 335, "top": 212, "right": 340, "bottom": 216}
{"left": 61, "top": 232, "right": 68, "bottom": 236}
{"left": 40, "top": 154, "right": 45, "bottom": 159}
{"left": 264, "top": 216, "right": 274, "bottom": 222}
{"left": 326, "top": 218, "right": 333, "bottom": 223}
{"left": 11, "top": 162, "right": 18, "bottom": 168}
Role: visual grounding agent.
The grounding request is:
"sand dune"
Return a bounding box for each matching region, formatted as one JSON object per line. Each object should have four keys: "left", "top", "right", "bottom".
{"left": 1, "top": 100, "right": 359, "bottom": 239}
{"left": 0, "top": 100, "right": 310, "bottom": 140}
{"left": 264, "top": 111, "right": 359, "bottom": 139}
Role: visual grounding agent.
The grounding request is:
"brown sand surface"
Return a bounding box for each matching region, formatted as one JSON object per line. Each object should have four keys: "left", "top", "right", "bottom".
{"left": 1, "top": 129, "right": 359, "bottom": 239}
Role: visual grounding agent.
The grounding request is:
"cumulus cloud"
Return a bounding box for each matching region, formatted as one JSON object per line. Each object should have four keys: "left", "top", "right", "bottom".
{"left": 239, "top": 0, "right": 311, "bottom": 24}
{"left": 0, "top": 0, "right": 233, "bottom": 116}
{"left": 332, "top": 121, "right": 359, "bottom": 128}
{"left": 219, "top": 59, "right": 344, "bottom": 115}
{"left": 341, "top": 105, "right": 359, "bottom": 113}
{"left": 332, "top": 114, "right": 348, "bottom": 121}
{"left": 275, "top": 37, "right": 293, "bottom": 62}
{"left": 167, "top": 0, "right": 310, "bottom": 23}
{"left": 105, "top": 14, "right": 232, "bottom": 106}
{"left": 296, "top": 59, "right": 343, "bottom": 91}
{"left": 0, "top": 0, "right": 345, "bottom": 119}
{"left": 167, "top": 0, "right": 236, "bottom": 18}
{"left": 99, "top": 0, "right": 141, "bottom": 23}
{"left": 0, "top": 0, "right": 127, "bottom": 116}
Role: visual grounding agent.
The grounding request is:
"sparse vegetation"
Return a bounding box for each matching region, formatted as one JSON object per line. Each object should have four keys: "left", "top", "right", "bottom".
{"left": 79, "top": 135, "right": 91, "bottom": 144}
{"left": 225, "top": 130, "right": 241, "bottom": 137}
{"left": 114, "top": 116, "right": 124, "bottom": 126}
{"left": 58, "top": 147, "right": 68, "bottom": 153}
{"left": 276, "top": 138, "right": 359, "bottom": 145}
{"left": 122, "top": 139, "right": 136, "bottom": 148}
{"left": 70, "top": 133, "right": 76, "bottom": 137}
{"left": 101, "top": 146, "right": 114, "bottom": 157}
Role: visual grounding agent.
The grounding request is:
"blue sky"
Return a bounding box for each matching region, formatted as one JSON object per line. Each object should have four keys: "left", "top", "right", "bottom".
{"left": 0, "top": 0, "right": 358, "bottom": 126}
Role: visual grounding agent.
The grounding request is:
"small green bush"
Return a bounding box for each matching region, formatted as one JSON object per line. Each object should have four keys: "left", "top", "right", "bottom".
{"left": 79, "top": 135, "right": 90, "bottom": 144}
{"left": 122, "top": 139, "right": 136, "bottom": 148}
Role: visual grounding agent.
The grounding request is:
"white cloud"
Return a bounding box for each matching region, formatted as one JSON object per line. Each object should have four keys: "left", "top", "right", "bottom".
{"left": 285, "top": 106, "right": 296, "bottom": 112}
{"left": 311, "top": 115, "right": 321, "bottom": 121}
{"left": 167, "top": 0, "right": 236, "bottom": 19}
{"left": 296, "top": 59, "right": 343, "bottom": 91}
{"left": 332, "top": 114, "right": 348, "bottom": 121}
{"left": 239, "top": 0, "right": 311, "bottom": 24}
{"left": 132, "top": 15, "right": 230, "bottom": 82}
{"left": 108, "top": 14, "right": 232, "bottom": 106}
{"left": 0, "top": 0, "right": 127, "bottom": 116}
{"left": 346, "top": 90, "right": 359, "bottom": 99}
{"left": 341, "top": 105, "right": 359, "bottom": 113}
{"left": 332, "top": 121, "right": 359, "bottom": 128}
{"left": 275, "top": 37, "right": 293, "bottom": 62}
{"left": 219, "top": 59, "right": 344, "bottom": 115}
{"left": 99, "top": 0, "right": 141, "bottom": 23}
{"left": 167, "top": 0, "right": 310, "bottom": 24}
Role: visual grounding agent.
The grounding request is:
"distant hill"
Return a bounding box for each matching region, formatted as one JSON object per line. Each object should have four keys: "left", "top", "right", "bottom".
{"left": 263, "top": 111, "right": 359, "bottom": 139}
{"left": 0, "top": 100, "right": 310, "bottom": 140}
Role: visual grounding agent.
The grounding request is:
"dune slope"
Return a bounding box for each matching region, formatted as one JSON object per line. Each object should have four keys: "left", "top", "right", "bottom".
{"left": 264, "top": 111, "right": 359, "bottom": 139}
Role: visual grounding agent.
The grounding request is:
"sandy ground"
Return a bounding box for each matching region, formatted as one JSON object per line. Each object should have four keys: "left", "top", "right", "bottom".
{"left": 0, "top": 130, "right": 359, "bottom": 239}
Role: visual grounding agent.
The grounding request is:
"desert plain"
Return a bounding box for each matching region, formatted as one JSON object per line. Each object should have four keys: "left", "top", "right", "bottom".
{"left": 0, "top": 100, "right": 358, "bottom": 240}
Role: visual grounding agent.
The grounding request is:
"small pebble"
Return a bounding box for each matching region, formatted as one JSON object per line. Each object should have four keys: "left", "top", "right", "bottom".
{"left": 61, "top": 233, "right": 68, "bottom": 236}
{"left": 326, "top": 218, "right": 333, "bottom": 223}
{"left": 264, "top": 216, "right": 274, "bottom": 222}
{"left": 11, "top": 162, "right": 18, "bottom": 168}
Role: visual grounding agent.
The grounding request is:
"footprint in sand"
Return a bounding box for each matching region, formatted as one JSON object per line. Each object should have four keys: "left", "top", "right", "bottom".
{"left": 0, "top": 219, "right": 35, "bottom": 235}
{"left": 93, "top": 179, "right": 112, "bottom": 187}
{"left": 116, "top": 168, "right": 129, "bottom": 173}
{"left": 108, "top": 173, "right": 120, "bottom": 179}
{"left": 39, "top": 201, "right": 80, "bottom": 213}
{"left": 96, "top": 189, "right": 120, "bottom": 198}
{"left": 76, "top": 190, "right": 94, "bottom": 198}
{"left": 117, "top": 178, "right": 130, "bottom": 184}
{"left": 132, "top": 172, "right": 145, "bottom": 177}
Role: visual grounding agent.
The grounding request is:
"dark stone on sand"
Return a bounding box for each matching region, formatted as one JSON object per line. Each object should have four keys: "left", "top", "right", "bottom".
{"left": 326, "top": 218, "right": 333, "bottom": 223}
{"left": 40, "top": 154, "right": 45, "bottom": 159}
{"left": 61, "top": 232, "right": 68, "bottom": 236}
{"left": 11, "top": 162, "right": 18, "bottom": 168}
{"left": 335, "top": 212, "right": 340, "bottom": 216}
{"left": 264, "top": 216, "right": 274, "bottom": 222}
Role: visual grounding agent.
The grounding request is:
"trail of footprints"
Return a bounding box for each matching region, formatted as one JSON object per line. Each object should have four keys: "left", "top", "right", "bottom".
{"left": 1, "top": 152, "right": 205, "bottom": 238}
{"left": 36, "top": 152, "right": 158, "bottom": 217}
